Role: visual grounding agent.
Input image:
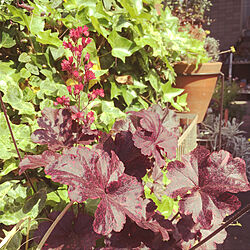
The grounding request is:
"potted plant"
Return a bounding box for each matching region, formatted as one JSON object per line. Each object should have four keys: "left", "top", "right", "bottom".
{"left": 174, "top": 35, "right": 222, "bottom": 123}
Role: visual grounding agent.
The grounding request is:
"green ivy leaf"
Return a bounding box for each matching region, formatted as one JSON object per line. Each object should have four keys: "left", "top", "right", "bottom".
{"left": 99, "top": 100, "right": 126, "bottom": 130}
{"left": 108, "top": 30, "right": 138, "bottom": 63}
{"left": 7, "top": 5, "right": 44, "bottom": 35}
{"left": 0, "top": 31, "right": 16, "bottom": 48}
{"left": 3, "top": 229, "right": 22, "bottom": 250}
{"left": 0, "top": 158, "right": 19, "bottom": 177}
{"left": 110, "top": 81, "right": 121, "bottom": 99}
{"left": 36, "top": 30, "right": 62, "bottom": 47}
{"left": 119, "top": 0, "right": 143, "bottom": 17}
{"left": 18, "top": 52, "right": 31, "bottom": 63}
{"left": 0, "top": 182, "right": 46, "bottom": 225}
{"left": 1, "top": 79, "right": 35, "bottom": 115}
{"left": 25, "top": 63, "right": 39, "bottom": 75}
{"left": 0, "top": 113, "right": 36, "bottom": 160}
{"left": 161, "top": 81, "right": 184, "bottom": 102}
{"left": 20, "top": 68, "right": 31, "bottom": 79}
{"left": 146, "top": 70, "right": 160, "bottom": 92}
{"left": 23, "top": 188, "right": 47, "bottom": 214}
{"left": 49, "top": 46, "right": 65, "bottom": 61}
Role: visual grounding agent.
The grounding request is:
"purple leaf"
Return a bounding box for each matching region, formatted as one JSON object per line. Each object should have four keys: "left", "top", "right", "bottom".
{"left": 165, "top": 146, "right": 250, "bottom": 228}
{"left": 19, "top": 150, "right": 61, "bottom": 175}
{"left": 174, "top": 214, "right": 227, "bottom": 250}
{"left": 129, "top": 107, "right": 178, "bottom": 167}
{"left": 135, "top": 200, "right": 174, "bottom": 241}
{"left": 34, "top": 211, "right": 100, "bottom": 249}
{"left": 104, "top": 217, "right": 155, "bottom": 249}
{"left": 113, "top": 131, "right": 153, "bottom": 180}
{"left": 31, "top": 108, "right": 97, "bottom": 150}
{"left": 148, "top": 104, "right": 179, "bottom": 134}
{"left": 44, "top": 147, "right": 145, "bottom": 235}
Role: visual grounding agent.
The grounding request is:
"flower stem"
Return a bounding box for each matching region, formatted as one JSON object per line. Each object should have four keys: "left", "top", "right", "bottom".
{"left": 0, "top": 92, "right": 36, "bottom": 193}
{"left": 36, "top": 200, "right": 74, "bottom": 250}
{"left": 190, "top": 203, "right": 250, "bottom": 250}
{"left": 170, "top": 212, "right": 180, "bottom": 222}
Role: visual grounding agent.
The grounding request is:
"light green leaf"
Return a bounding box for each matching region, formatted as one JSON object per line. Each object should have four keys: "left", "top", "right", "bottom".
{"left": 110, "top": 81, "right": 121, "bottom": 99}
{"left": 161, "top": 81, "right": 184, "bottom": 102}
{"left": 36, "top": 30, "right": 62, "bottom": 47}
{"left": 49, "top": 46, "right": 65, "bottom": 61}
{"left": 0, "top": 158, "right": 18, "bottom": 177}
{"left": 1, "top": 80, "right": 35, "bottom": 115}
{"left": 99, "top": 101, "right": 126, "bottom": 129}
{"left": 25, "top": 63, "right": 39, "bottom": 75}
{"left": 0, "top": 32, "right": 16, "bottom": 48}
{"left": 18, "top": 52, "right": 31, "bottom": 63}
{"left": 121, "top": 87, "right": 135, "bottom": 106}
{"left": 0, "top": 112, "right": 36, "bottom": 160}
{"left": 0, "top": 182, "right": 46, "bottom": 225}
{"left": 108, "top": 30, "right": 138, "bottom": 62}
{"left": 146, "top": 70, "right": 160, "bottom": 92}
{"left": 90, "top": 16, "right": 110, "bottom": 38}
{"left": 119, "top": 0, "right": 143, "bottom": 17}
{"left": 20, "top": 68, "right": 31, "bottom": 79}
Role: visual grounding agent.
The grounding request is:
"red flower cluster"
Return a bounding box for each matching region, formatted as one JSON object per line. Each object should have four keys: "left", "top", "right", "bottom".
{"left": 71, "top": 110, "right": 95, "bottom": 125}
{"left": 55, "top": 26, "right": 105, "bottom": 126}
{"left": 54, "top": 96, "right": 70, "bottom": 106}
{"left": 69, "top": 26, "right": 89, "bottom": 41}
{"left": 88, "top": 88, "right": 105, "bottom": 100}
{"left": 61, "top": 25, "right": 94, "bottom": 85}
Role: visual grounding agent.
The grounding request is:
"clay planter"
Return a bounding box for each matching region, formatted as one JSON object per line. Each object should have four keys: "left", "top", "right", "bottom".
{"left": 174, "top": 62, "right": 222, "bottom": 123}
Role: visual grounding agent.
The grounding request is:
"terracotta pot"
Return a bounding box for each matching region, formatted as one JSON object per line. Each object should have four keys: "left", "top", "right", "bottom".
{"left": 174, "top": 62, "right": 222, "bottom": 123}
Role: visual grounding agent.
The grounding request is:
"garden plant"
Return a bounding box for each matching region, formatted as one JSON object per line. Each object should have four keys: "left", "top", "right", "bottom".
{"left": 0, "top": 1, "right": 250, "bottom": 249}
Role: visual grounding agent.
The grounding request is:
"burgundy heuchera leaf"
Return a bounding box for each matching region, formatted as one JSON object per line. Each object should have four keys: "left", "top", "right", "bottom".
{"left": 165, "top": 146, "right": 250, "bottom": 228}
{"left": 19, "top": 150, "right": 60, "bottom": 175}
{"left": 31, "top": 107, "right": 97, "bottom": 150}
{"left": 129, "top": 106, "right": 178, "bottom": 167}
{"left": 44, "top": 147, "right": 145, "bottom": 235}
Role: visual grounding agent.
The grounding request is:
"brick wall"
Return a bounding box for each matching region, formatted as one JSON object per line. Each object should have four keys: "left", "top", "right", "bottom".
{"left": 208, "top": 0, "right": 243, "bottom": 50}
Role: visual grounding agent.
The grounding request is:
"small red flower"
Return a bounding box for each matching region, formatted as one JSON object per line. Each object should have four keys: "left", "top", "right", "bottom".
{"left": 73, "top": 84, "right": 84, "bottom": 95}
{"left": 87, "top": 111, "right": 95, "bottom": 124}
{"left": 67, "top": 86, "right": 72, "bottom": 94}
{"left": 54, "top": 96, "right": 70, "bottom": 106}
{"left": 85, "top": 61, "right": 94, "bottom": 70}
{"left": 84, "top": 70, "right": 95, "bottom": 83}
{"left": 82, "top": 37, "right": 92, "bottom": 48}
{"left": 72, "top": 111, "right": 85, "bottom": 121}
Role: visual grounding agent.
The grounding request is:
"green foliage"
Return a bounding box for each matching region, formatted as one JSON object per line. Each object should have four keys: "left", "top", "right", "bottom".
{"left": 143, "top": 171, "right": 179, "bottom": 219}
{"left": 0, "top": 181, "right": 46, "bottom": 225}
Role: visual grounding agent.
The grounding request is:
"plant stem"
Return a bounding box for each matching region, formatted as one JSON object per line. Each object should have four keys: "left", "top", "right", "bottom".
{"left": 170, "top": 212, "right": 180, "bottom": 222}
{"left": 190, "top": 203, "right": 250, "bottom": 250}
{"left": 36, "top": 200, "right": 74, "bottom": 250}
{"left": 0, "top": 92, "right": 36, "bottom": 193}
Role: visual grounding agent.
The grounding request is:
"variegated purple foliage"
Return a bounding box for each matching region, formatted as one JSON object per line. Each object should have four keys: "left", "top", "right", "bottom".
{"left": 165, "top": 146, "right": 250, "bottom": 229}
{"left": 19, "top": 150, "right": 60, "bottom": 175}
{"left": 18, "top": 104, "right": 250, "bottom": 249}
{"left": 44, "top": 147, "right": 145, "bottom": 235}
{"left": 31, "top": 107, "right": 98, "bottom": 150}
{"left": 128, "top": 105, "right": 179, "bottom": 167}
{"left": 174, "top": 214, "right": 227, "bottom": 250}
